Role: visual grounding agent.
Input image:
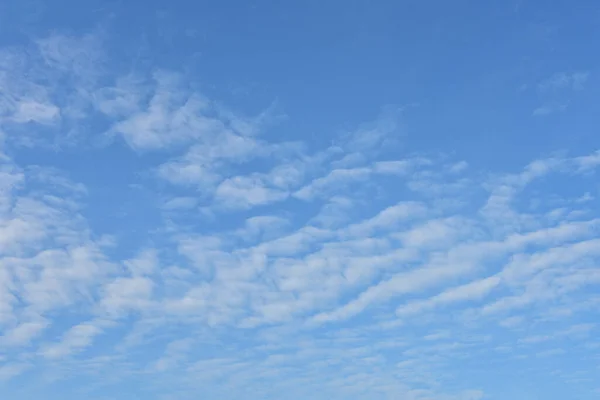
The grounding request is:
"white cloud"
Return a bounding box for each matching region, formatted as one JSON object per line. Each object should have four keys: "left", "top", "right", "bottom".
{"left": 293, "top": 167, "right": 371, "bottom": 200}
{"left": 575, "top": 150, "right": 600, "bottom": 171}
{"left": 214, "top": 175, "right": 289, "bottom": 209}
{"left": 396, "top": 276, "right": 501, "bottom": 317}
{"left": 162, "top": 196, "right": 198, "bottom": 210}
{"left": 532, "top": 71, "right": 590, "bottom": 117}
{"left": 449, "top": 161, "right": 469, "bottom": 174}
{"left": 156, "top": 135, "right": 297, "bottom": 192}
{"left": 41, "top": 320, "right": 106, "bottom": 359}
{"left": 235, "top": 215, "right": 290, "bottom": 242}
{"left": 311, "top": 192, "right": 600, "bottom": 325}
{"left": 11, "top": 100, "right": 60, "bottom": 124}
{"left": 107, "top": 76, "right": 219, "bottom": 150}
{"left": 295, "top": 158, "right": 428, "bottom": 201}
{"left": 533, "top": 103, "right": 568, "bottom": 116}
{"left": 0, "top": 363, "right": 29, "bottom": 381}
{"left": 0, "top": 29, "right": 599, "bottom": 400}
{"left": 36, "top": 33, "right": 103, "bottom": 80}
{"left": 342, "top": 201, "right": 427, "bottom": 238}
{"left": 124, "top": 248, "right": 159, "bottom": 276}
{"left": 98, "top": 276, "right": 155, "bottom": 317}
{"left": 93, "top": 76, "right": 146, "bottom": 117}
{"left": 338, "top": 105, "right": 404, "bottom": 152}
{"left": 311, "top": 261, "right": 477, "bottom": 324}
{"left": 0, "top": 318, "right": 49, "bottom": 347}
{"left": 394, "top": 216, "right": 473, "bottom": 249}
{"left": 538, "top": 71, "right": 590, "bottom": 92}
{"left": 151, "top": 338, "right": 194, "bottom": 372}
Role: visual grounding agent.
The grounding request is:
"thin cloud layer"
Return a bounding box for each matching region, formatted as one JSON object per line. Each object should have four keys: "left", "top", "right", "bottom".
{"left": 0, "top": 18, "right": 599, "bottom": 400}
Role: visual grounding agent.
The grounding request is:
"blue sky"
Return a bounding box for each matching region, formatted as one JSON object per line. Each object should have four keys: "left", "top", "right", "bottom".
{"left": 1, "top": 1, "right": 599, "bottom": 399}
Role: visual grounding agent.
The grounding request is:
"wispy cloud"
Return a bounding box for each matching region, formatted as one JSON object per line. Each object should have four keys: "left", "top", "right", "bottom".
{"left": 0, "top": 30, "right": 599, "bottom": 400}
{"left": 41, "top": 320, "right": 107, "bottom": 359}
{"left": 538, "top": 71, "right": 590, "bottom": 92}
{"left": 532, "top": 103, "right": 568, "bottom": 116}
{"left": 532, "top": 71, "right": 590, "bottom": 116}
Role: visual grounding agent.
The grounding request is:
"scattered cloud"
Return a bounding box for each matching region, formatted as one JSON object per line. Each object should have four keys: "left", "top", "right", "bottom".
{"left": 532, "top": 71, "right": 590, "bottom": 116}
{"left": 41, "top": 320, "right": 107, "bottom": 359}
{"left": 538, "top": 71, "right": 590, "bottom": 92}
{"left": 532, "top": 103, "right": 568, "bottom": 116}
{"left": 0, "top": 29, "right": 598, "bottom": 400}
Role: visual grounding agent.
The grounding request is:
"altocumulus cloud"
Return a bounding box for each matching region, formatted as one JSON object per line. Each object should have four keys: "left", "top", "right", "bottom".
{"left": 0, "top": 21, "right": 600, "bottom": 400}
